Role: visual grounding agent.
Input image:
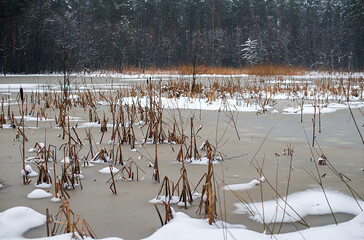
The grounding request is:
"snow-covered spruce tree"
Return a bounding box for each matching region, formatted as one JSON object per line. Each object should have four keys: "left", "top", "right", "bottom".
{"left": 241, "top": 38, "right": 259, "bottom": 66}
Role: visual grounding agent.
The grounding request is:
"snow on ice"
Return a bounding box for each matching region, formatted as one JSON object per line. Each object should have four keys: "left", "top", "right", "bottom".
{"left": 234, "top": 188, "right": 364, "bottom": 223}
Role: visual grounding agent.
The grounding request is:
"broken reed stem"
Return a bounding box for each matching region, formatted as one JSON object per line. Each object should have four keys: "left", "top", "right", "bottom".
{"left": 250, "top": 127, "right": 274, "bottom": 164}
{"left": 190, "top": 117, "right": 193, "bottom": 159}
{"left": 46, "top": 208, "right": 50, "bottom": 237}
{"left": 300, "top": 98, "right": 304, "bottom": 123}
{"left": 253, "top": 165, "right": 310, "bottom": 228}
{"left": 153, "top": 120, "right": 160, "bottom": 183}
{"left": 319, "top": 106, "right": 322, "bottom": 133}
{"left": 154, "top": 204, "right": 164, "bottom": 226}
{"left": 100, "top": 131, "right": 105, "bottom": 144}
{"left": 109, "top": 165, "right": 117, "bottom": 194}
{"left": 21, "top": 87, "right": 26, "bottom": 184}
{"left": 313, "top": 158, "right": 338, "bottom": 225}
{"left": 277, "top": 145, "right": 293, "bottom": 233}
{"left": 312, "top": 103, "right": 316, "bottom": 147}
{"left": 72, "top": 127, "right": 83, "bottom": 145}
{"left": 348, "top": 104, "right": 364, "bottom": 144}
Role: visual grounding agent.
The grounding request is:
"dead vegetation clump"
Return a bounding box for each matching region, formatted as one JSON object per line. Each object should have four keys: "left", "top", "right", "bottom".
{"left": 175, "top": 167, "right": 194, "bottom": 209}
{"left": 107, "top": 158, "right": 145, "bottom": 182}
{"left": 154, "top": 200, "right": 174, "bottom": 226}
{"left": 196, "top": 157, "right": 217, "bottom": 225}
{"left": 46, "top": 201, "right": 96, "bottom": 239}
{"left": 93, "top": 64, "right": 309, "bottom": 76}
{"left": 91, "top": 148, "right": 111, "bottom": 163}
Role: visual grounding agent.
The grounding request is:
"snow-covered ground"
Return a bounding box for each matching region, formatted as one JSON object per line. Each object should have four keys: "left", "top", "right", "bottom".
{"left": 0, "top": 72, "right": 362, "bottom": 116}
{"left": 121, "top": 96, "right": 266, "bottom": 112}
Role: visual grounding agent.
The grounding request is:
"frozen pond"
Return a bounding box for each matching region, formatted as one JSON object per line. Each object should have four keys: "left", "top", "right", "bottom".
{"left": 0, "top": 74, "right": 363, "bottom": 240}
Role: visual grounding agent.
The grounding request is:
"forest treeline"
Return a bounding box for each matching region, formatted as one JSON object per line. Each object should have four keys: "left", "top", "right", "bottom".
{"left": 1, "top": 0, "right": 363, "bottom": 74}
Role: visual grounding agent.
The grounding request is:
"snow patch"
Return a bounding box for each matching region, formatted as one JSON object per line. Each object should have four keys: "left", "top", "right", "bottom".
{"left": 51, "top": 197, "right": 62, "bottom": 203}
{"left": 27, "top": 189, "right": 53, "bottom": 199}
{"left": 223, "top": 177, "right": 265, "bottom": 191}
{"left": 143, "top": 211, "right": 364, "bottom": 240}
{"left": 182, "top": 157, "right": 220, "bottom": 165}
{"left": 34, "top": 183, "right": 52, "bottom": 189}
{"left": 0, "top": 207, "right": 46, "bottom": 238}
{"left": 234, "top": 188, "right": 364, "bottom": 223}
{"left": 98, "top": 167, "right": 119, "bottom": 174}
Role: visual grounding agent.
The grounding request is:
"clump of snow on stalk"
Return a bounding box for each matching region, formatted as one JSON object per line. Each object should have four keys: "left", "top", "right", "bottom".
{"left": 21, "top": 165, "right": 38, "bottom": 177}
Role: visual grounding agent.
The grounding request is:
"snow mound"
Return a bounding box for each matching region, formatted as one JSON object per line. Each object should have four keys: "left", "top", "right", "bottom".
{"left": 98, "top": 167, "right": 119, "bottom": 174}
{"left": 223, "top": 177, "right": 265, "bottom": 191}
{"left": 234, "top": 188, "right": 364, "bottom": 223}
{"left": 27, "top": 189, "right": 53, "bottom": 199}
{"left": 51, "top": 197, "right": 62, "bottom": 203}
{"left": 35, "top": 183, "right": 52, "bottom": 189}
{"left": 183, "top": 157, "right": 220, "bottom": 165}
{"left": 0, "top": 206, "right": 46, "bottom": 238}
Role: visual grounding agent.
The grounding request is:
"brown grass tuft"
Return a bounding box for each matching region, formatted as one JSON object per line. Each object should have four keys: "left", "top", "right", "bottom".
{"left": 97, "top": 64, "right": 308, "bottom": 76}
{"left": 242, "top": 64, "right": 307, "bottom": 76}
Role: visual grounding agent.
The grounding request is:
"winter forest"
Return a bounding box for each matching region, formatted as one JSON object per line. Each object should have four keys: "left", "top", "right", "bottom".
{"left": 1, "top": 0, "right": 363, "bottom": 74}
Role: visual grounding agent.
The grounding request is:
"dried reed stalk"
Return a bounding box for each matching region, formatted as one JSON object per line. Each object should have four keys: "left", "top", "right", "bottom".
{"left": 196, "top": 156, "right": 217, "bottom": 224}
{"left": 47, "top": 201, "right": 96, "bottom": 239}
{"left": 109, "top": 165, "right": 117, "bottom": 194}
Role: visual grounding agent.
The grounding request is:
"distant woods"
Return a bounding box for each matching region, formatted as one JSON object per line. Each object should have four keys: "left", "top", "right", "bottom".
{"left": 0, "top": 0, "right": 363, "bottom": 74}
